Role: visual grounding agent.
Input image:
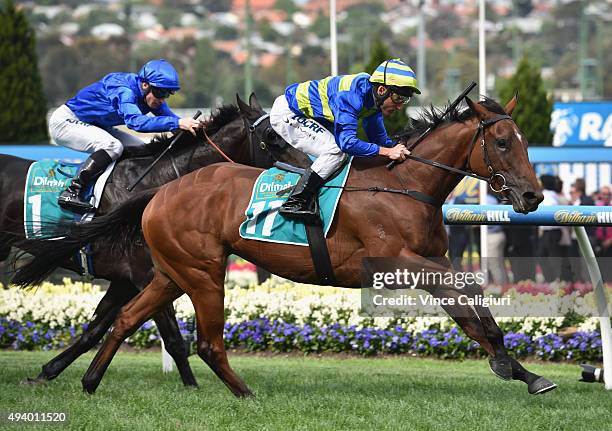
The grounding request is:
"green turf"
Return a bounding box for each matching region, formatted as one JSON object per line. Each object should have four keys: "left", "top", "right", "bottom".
{"left": 0, "top": 351, "right": 609, "bottom": 431}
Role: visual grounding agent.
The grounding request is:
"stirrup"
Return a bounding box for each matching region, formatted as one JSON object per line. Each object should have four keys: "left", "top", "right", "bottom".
{"left": 58, "top": 193, "right": 94, "bottom": 214}
{"left": 279, "top": 202, "right": 321, "bottom": 225}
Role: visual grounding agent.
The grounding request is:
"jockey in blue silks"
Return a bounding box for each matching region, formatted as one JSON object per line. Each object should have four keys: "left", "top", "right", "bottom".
{"left": 49, "top": 59, "right": 203, "bottom": 213}
{"left": 269, "top": 58, "right": 421, "bottom": 221}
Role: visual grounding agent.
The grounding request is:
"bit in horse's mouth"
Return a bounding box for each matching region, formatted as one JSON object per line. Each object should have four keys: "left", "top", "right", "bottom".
{"left": 508, "top": 189, "right": 528, "bottom": 214}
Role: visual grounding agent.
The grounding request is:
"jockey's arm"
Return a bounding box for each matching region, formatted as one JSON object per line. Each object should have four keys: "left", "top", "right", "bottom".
{"left": 334, "top": 94, "right": 381, "bottom": 157}
{"left": 362, "top": 113, "right": 394, "bottom": 147}
{"left": 111, "top": 87, "right": 180, "bottom": 133}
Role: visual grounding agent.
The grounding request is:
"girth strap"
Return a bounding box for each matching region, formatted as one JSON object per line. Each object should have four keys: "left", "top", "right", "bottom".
{"left": 304, "top": 221, "right": 336, "bottom": 285}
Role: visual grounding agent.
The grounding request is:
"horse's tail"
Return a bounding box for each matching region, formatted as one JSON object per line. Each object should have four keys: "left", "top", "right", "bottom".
{"left": 10, "top": 188, "right": 159, "bottom": 288}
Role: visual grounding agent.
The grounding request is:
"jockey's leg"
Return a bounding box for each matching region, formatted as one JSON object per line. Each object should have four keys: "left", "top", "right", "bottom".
{"left": 107, "top": 127, "right": 147, "bottom": 155}
{"left": 269, "top": 95, "right": 347, "bottom": 222}
{"left": 58, "top": 150, "right": 113, "bottom": 213}
{"left": 49, "top": 105, "right": 123, "bottom": 213}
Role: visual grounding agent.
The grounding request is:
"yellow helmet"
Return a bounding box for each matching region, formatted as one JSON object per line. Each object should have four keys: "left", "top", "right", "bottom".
{"left": 369, "top": 58, "right": 421, "bottom": 96}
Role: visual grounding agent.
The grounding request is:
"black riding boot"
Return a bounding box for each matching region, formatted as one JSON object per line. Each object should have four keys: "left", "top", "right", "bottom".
{"left": 278, "top": 168, "right": 325, "bottom": 223}
{"left": 58, "top": 150, "right": 113, "bottom": 214}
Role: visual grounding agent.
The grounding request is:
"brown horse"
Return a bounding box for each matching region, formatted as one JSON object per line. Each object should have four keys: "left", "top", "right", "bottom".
{"left": 79, "top": 95, "right": 556, "bottom": 396}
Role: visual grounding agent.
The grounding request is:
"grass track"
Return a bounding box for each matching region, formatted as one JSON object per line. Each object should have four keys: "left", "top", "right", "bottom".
{"left": 0, "top": 351, "right": 609, "bottom": 431}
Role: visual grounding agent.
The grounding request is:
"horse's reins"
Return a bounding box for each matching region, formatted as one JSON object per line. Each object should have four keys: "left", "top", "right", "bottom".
{"left": 202, "top": 130, "right": 235, "bottom": 163}
{"left": 317, "top": 114, "right": 512, "bottom": 207}
{"left": 390, "top": 113, "right": 513, "bottom": 193}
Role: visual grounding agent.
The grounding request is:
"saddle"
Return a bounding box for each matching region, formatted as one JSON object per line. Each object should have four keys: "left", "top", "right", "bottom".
{"left": 246, "top": 115, "right": 338, "bottom": 285}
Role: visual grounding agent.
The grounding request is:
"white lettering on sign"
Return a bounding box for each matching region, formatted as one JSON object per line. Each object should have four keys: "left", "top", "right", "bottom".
{"left": 580, "top": 113, "right": 603, "bottom": 141}
{"left": 259, "top": 181, "right": 293, "bottom": 193}
{"left": 33, "top": 177, "right": 67, "bottom": 187}
{"left": 578, "top": 112, "right": 612, "bottom": 144}
{"left": 596, "top": 212, "right": 612, "bottom": 224}
{"left": 604, "top": 115, "right": 612, "bottom": 146}
{"left": 486, "top": 210, "right": 511, "bottom": 222}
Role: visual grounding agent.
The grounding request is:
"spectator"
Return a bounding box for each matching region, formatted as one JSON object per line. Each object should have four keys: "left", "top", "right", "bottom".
{"left": 595, "top": 185, "right": 612, "bottom": 281}
{"left": 447, "top": 192, "right": 471, "bottom": 271}
{"left": 555, "top": 177, "right": 572, "bottom": 282}
{"left": 504, "top": 224, "right": 537, "bottom": 282}
{"left": 571, "top": 179, "right": 594, "bottom": 205}
{"left": 486, "top": 189, "right": 508, "bottom": 284}
{"left": 538, "top": 175, "right": 563, "bottom": 282}
{"left": 568, "top": 179, "right": 596, "bottom": 282}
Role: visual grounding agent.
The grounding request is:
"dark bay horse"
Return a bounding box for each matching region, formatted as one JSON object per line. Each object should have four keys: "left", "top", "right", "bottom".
{"left": 36, "top": 96, "right": 557, "bottom": 396}
{"left": 1, "top": 95, "right": 284, "bottom": 386}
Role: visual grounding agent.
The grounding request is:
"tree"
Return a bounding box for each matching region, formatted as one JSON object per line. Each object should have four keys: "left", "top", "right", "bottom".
{"left": 201, "top": 0, "right": 230, "bottom": 13}
{"left": 184, "top": 38, "right": 217, "bottom": 107}
{"left": 513, "top": 0, "right": 533, "bottom": 17}
{"left": 275, "top": 0, "right": 297, "bottom": 15}
{"left": 0, "top": 0, "right": 48, "bottom": 143}
{"left": 497, "top": 56, "right": 553, "bottom": 146}
{"left": 157, "top": 7, "right": 182, "bottom": 30}
{"left": 37, "top": 36, "right": 130, "bottom": 107}
{"left": 363, "top": 39, "right": 409, "bottom": 136}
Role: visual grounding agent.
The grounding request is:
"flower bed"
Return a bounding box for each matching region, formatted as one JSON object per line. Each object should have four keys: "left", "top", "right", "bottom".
{"left": 0, "top": 279, "right": 606, "bottom": 362}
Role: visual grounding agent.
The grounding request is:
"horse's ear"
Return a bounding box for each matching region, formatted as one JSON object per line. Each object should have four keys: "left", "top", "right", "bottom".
{"left": 504, "top": 92, "right": 519, "bottom": 116}
{"left": 249, "top": 93, "right": 263, "bottom": 112}
{"left": 465, "top": 96, "right": 488, "bottom": 119}
{"left": 236, "top": 93, "right": 251, "bottom": 116}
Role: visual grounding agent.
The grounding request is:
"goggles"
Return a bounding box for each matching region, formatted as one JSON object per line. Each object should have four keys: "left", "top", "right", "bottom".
{"left": 150, "top": 86, "right": 175, "bottom": 99}
{"left": 390, "top": 92, "right": 411, "bottom": 105}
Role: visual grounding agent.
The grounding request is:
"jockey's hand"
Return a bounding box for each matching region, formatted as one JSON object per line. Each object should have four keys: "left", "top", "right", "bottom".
{"left": 178, "top": 117, "right": 204, "bottom": 136}
{"left": 380, "top": 144, "right": 411, "bottom": 161}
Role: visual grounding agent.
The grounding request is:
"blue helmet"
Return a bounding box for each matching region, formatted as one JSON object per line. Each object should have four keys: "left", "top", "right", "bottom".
{"left": 138, "top": 59, "right": 180, "bottom": 91}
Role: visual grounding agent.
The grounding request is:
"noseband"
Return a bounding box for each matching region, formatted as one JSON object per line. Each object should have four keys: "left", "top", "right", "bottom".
{"left": 465, "top": 114, "right": 513, "bottom": 193}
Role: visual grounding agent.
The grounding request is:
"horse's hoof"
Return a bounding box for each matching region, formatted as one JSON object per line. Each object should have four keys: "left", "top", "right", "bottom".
{"left": 528, "top": 377, "right": 557, "bottom": 395}
{"left": 489, "top": 357, "right": 513, "bottom": 380}
{"left": 20, "top": 376, "right": 48, "bottom": 385}
{"left": 234, "top": 387, "right": 255, "bottom": 399}
{"left": 81, "top": 380, "right": 97, "bottom": 395}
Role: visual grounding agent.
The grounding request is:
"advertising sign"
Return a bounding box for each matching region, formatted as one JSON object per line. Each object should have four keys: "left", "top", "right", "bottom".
{"left": 551, "top": 102, "right": 612, "bottom": 147}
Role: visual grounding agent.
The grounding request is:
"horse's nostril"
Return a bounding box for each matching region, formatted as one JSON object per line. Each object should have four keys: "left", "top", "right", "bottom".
{"left": 522, "top": 191, "right": 541, "bottom": 204}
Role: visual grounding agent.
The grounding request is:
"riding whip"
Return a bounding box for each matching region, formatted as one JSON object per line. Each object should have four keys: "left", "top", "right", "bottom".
{"left": 127, "top": 110, "right": 202, "bottom": 191}
{"left": 386, "top": 81, "right": 477, "bottom": 170}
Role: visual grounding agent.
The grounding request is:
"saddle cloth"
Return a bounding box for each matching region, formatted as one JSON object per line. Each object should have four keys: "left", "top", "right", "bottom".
{"left": 239, "top": 158, "right": 352, "bottom": 246}
{"left": 24, "top": 159, "right": 116, "bottom": 239}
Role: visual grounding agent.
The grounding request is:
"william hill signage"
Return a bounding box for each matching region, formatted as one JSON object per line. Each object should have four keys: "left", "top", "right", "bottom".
{"left": 445, "top": 208, "right": 511, "bottom": 223}
{"left": 443, "top": 205, "right": 612, "bottom": 226}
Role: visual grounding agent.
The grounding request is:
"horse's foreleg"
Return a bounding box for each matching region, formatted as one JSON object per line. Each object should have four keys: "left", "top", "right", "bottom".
{"left": 462, "top": 282, "right": 557, "bottom": 393}
{"left": 152, "top": 304, "right": 198, "bottom": 387}
{"left": 191, "top": 282, "right": 253, "bottom": 398}
{"left": 396, "top": 250, "right": 511, "bottom": 375}
{"left": 24, "top": 281, "right": 134, "bottom": 384}
{"left": 81, "top": 271, "right": 182, "bottom": 394}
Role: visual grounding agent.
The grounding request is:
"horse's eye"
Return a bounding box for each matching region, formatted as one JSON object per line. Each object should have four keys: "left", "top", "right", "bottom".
{"left": 496, "top": 138, "right": 508, "bottom": 149}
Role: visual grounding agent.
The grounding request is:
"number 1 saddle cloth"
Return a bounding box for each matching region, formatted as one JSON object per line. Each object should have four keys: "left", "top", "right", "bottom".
{"left": 24, "top": 159, "right": 115, "bottom": 239}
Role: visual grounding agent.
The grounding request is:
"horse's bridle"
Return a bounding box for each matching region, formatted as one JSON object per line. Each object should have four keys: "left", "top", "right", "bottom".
{"left": 389, "top": 113, "right": 515, "bottom": 196}
{"left": 464, "top": 114, "right": 513, "bottom": 193}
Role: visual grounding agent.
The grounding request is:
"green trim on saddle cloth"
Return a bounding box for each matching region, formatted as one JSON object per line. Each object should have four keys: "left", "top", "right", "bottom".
{"left": 239, "top": 158, "right": 352, "bottom": 246}
{"left": 24, "top": 160, "right": 79, "bottom": 238}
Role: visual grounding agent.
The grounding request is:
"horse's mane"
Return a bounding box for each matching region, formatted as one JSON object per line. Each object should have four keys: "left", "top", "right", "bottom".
{"left": 400, "top": 96, "right": 507, "bottom": 140}
{"left": 138, "top": 104, "right": 241, "bottom": 156}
